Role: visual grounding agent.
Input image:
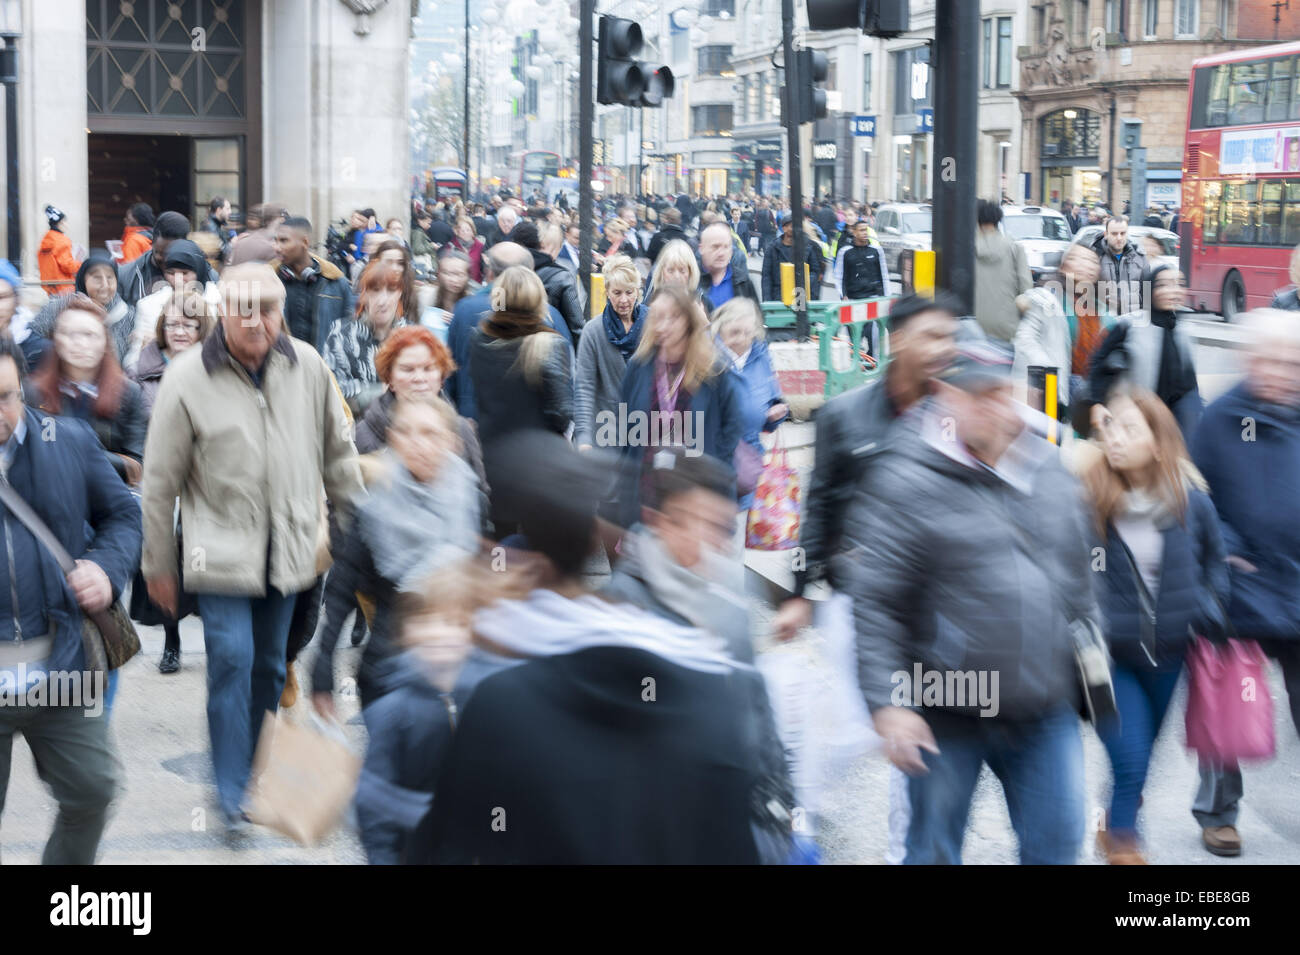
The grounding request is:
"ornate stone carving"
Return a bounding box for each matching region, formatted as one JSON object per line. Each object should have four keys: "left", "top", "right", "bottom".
{"left": 339, "top": 0, "right": 390, "bottom": 36}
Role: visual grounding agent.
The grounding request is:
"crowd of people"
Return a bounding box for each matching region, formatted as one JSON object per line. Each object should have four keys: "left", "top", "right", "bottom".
{"left": 1, "top": 180, "right": 1298, "bottom": 868}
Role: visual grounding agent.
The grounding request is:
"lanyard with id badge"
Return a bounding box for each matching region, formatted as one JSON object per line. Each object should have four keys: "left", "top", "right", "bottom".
{"left": 653, "top": 360, "right": 687, "bottom": 470}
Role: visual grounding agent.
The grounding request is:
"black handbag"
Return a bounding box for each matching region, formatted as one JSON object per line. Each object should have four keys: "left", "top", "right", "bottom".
{"left": 0, "top": 478, "right": 140, "bottom": 671}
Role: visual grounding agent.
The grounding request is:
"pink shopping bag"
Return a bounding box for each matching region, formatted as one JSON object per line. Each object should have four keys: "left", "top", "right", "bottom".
{"left": 1184, "top": 636, "right": 1275, "bottom": 764}
{"left": 745, "top": 436, "right": 800, "bottom": 551}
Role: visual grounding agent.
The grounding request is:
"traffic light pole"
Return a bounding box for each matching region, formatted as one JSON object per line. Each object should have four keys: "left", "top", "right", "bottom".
{"left": 578, "top": 0, "right": 595, "bottom": 307}
{"left": 932, "top": 0, "right": 979, "bottom": 311}
{"left": 781, "top": 0, "right": 810, "bottom": 341}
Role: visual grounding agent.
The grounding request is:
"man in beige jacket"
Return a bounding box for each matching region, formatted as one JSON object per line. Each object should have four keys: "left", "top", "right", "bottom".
{"left": 141, "top": 262, "right": 362, "bottom": 833}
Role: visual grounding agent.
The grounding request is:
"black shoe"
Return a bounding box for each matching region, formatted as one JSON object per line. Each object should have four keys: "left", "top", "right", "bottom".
{"left": 350, "top": 617, "right": 368, "bottom": 647}
{"left": 158, "top": 647, "right": 181, "bottom": 674}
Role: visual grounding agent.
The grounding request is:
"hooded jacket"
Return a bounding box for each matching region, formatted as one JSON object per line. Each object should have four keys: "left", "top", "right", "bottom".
{"left": 30, "top": 253, "right": 137, "bottom": 365}
{"left": 838, "top": 401, "right": 1100, "bottom": 720}
{"left": 1088, "top": 231, "right": 1148, "bottom": 315}
{"left": 974, "top": 227, "right": 1032, "bottom": 343}
{"left": 1191, "top": 382, "right": 1300, "bottom": 643}
{"left": 117, "top": 243, "right": 219, "bottom": 307}
{"left": 530, "top": 248, "right": 586, "bottom": 342}
{"left": 408, "top": 589, "right": 784, "bottom": 864}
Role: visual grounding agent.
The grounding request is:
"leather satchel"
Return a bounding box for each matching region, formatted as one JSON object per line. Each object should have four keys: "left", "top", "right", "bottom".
{"left": 0, "top": 478, "right": 140, "bottom": 671}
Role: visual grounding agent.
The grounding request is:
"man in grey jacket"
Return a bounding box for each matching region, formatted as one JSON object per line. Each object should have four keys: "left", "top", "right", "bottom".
{"left": 1090, "top": 214, "right": 1147, "bottom": 316}
{"left": 839, "top": 339, "right": 1099, "bottom": 864}
{"left": 973, "top": 200, "right": 1032, "bottom": 343}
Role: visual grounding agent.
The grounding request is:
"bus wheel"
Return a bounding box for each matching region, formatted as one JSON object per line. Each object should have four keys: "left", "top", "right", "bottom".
{"left": 1221, "top": 271, "right": 1246, "bottom": 323}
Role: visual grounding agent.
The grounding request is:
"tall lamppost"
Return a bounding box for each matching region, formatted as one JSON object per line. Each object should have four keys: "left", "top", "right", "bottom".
{"left": 0, "top": 0, "right": 22, "bottom": 269}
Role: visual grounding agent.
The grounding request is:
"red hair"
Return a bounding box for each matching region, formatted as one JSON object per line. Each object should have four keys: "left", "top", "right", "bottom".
{"left": 374, "top": 325, "right": 456, "bottom": 385}
{"left": 356, "top": 259, "right": 405, "bottom": 319}
{"left": 33, "top": 296, "right": 128, "bottom": 418}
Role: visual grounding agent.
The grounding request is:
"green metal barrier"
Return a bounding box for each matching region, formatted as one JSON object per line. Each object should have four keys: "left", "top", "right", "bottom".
{"left": 760, "top": 297, "right": 894, "bottom": 399}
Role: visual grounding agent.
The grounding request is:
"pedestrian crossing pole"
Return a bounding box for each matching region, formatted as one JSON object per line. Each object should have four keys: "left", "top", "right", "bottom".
{"left": 781, "top": 0, "right": 810, "bottom": 341}
{"left": 932, "top": 0, "right": 979, "bottom": 310}
{"left": 578, "top": 0, "right": 595, "bottom": 307}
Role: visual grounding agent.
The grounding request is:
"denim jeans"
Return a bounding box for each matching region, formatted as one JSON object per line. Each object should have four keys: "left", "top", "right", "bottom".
{"left": 905, "top": 707, "right": 1085, "bottom": 864}
{"left": 196, "top": 590, "right": 297, "bottom": 818}
{"left": 1097, "top": 663, "right": 1181, "bottom": 838}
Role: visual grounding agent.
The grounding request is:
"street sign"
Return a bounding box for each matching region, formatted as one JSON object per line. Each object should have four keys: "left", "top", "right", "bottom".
{"left": 917, "top": 107, "right": 933, "bottom": 134}
{"left": 812, "top": 141, "right": 838, "bottom": 161}
{"left": 911, "top": 61, "right": 928, "bottom": 100}
{"left": 852, "top": 115, "right": 876, "bottom": 137}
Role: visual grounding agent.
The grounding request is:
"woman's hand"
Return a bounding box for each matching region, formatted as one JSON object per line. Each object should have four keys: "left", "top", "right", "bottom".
{"left": 766, "top": 402, "right": 789, "bottom": 422}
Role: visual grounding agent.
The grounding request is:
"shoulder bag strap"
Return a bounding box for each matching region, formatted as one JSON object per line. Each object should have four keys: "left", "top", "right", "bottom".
{"left": 0, "top": 475, "right": 76, "bottom": 574}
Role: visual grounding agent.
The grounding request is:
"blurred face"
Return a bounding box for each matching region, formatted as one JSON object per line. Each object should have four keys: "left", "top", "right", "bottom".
{"left": 1097, "top": 396, "right": 1157, "bottom": 476}
{"left": 350, "top": 211, "right": 367, "bottom": 231}
{"left": 219, "top": 200, "right": 231, "bottom": 222}
{"left": 650, "top": 488, "right": 736, "bottom": 571}
{"left": 1061, "top": 245, "right": 1100, "bottom": 288}
{"left": 566, "top": 226, "right": 580, "bottom": 246}
{"left": 439, "top": 257, "right": 469, "bottom": 296}
{"left": 852, "top": 222, "right": 871, "bottom": 246}
{"left": 54, "top": 309, "right": 108, "bottom": 374}
{"left": 162, "top": 305, "right": 202, "bottom": 354}
{"left": 387, "top": 220, "right": 404, "bottom": 240}
{"left": 621, "top": 209, "right": 637, "bottom": 228}
{"left": 1152, "top": 269, "right": 1185, "bottom": 311}
{"left": 389, "top": 401, "right": 454, "bottom": 485}
{"left": 402, "top": 610, "right": 472, "bottom": 691}
{"left": 659, "top": 259, "right": 691, "bottom": 287}
{"left": 497, "top": 208, "right": 518, "bottom": 234}
{"left": 0, "top": 279, "right": 15, "bottom": 328}
{"left": 700, "top": 228, "right": 733, "bottom": 273}
{"left": 891, "top": 308, "right": 959, "bottom": 385}
{"left": 1105, "top": 219, "right": 1128, "bottom": 253}
{"left": 0, "top": 356, "right": 22, "bottom": 444}
{"left": 222, "top": 296, "right": 283, "bottom": 370}
{"left": 362, "top": 233, "right": 384, "bottom": 258}
{"left": 165, "top": 266, "right": 198, "bottom": 290}
{"left": 275, "top": 225, "right": 310, "bottom": 266}
{"left": 389, "top": 343, "right": 444, "bottom": 402}
{"left": 605, "top": 225, "right": 625, "bottom": 244}
{"left": 83, "top": 264, "right": 117, "bottom": 308}
{"left": 953, "top": 382, "right": 1022, "bottom": 464}
{"left": 1247, "top": 338, "right": 1300, "bottom": 408}
{"left": 720, "top": 316, "right": 757, "bottom": 357}
{"left": 379, "top": 249, "right": 406, "bottom": 269}
{"left": 649, "top": 296, "right": 690, "bottom": 358}
{"left": 365, "top": 283, "right": 401, "bottom": 328}
{"left": 455, "top": 219, "right": 474, "bottom": 244}
{"left": 781, "top": 221, "right": 793, "bottom": 243}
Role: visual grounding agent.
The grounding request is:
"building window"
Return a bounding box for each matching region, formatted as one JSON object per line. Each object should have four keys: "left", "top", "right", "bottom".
{"left": 1105, "top": 0, "right": 1127, "bottom": 37}
{"left": 751, "top": 72, "right": 763, "bottom": 119}
{"left": 862, "top": 52, "right": 872, "bottom": 110}
{"left": 1073, "top": 0, "right": 1090, "bottom": 44}
{"left": 984, "top": 16, "right": 1014, "bottom": 89}
{"left": 1175, "top": 0, "right": 1198, "bottom": 36}
{"left": 1036, "top": 5, "right": 1048, "bottom": 43}
{"left": 702, "top": 0, "right": 735, "bottom": 16}
{"left": 737, "top": 75, "right": 748, "bottom": 124}
{"left": 1143, "top": 0, "right": 1158, "bottom": 37}
{"left": 697, "top": 45, "right": 734, "bottom": 76}
{"left": 692, "top": 104, "right": 734, "bottom": 137}
{"left": 1217, "top": 0, "right": 1229, "bottom": 34}
{"left": 672, "top": 28, "right": 689, "bottom": 62}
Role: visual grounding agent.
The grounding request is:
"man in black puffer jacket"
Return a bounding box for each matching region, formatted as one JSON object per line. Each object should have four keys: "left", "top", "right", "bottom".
{"left": 513, "top": 222, "right": 585, "bottom": 343}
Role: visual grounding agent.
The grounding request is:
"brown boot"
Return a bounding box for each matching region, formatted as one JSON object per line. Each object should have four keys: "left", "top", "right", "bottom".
{"left": 1202, "top": 825, "right": 1242, "bottom": 857}
{"left": 1098, "top": 827, "right": 1148, "bottom": 864}
{"left": 279, "top": 663, "right": 299, "bottom": 709}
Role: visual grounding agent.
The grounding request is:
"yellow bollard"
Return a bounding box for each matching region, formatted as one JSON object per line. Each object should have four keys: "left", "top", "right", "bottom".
{"left": 779, "top": 261, "right": 811, "bottom": 306}
{"left": 1044, "top": 371, "right": 1058, "bottom": 445}
{"left": 913, "top": 249, "right": 936, "bottom": 297}
{"left": 590, "top": 273, "right": 606, "bottom": 318}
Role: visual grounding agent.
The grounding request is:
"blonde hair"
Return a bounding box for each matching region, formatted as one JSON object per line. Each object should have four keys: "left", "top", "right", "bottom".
{"left": 604, "top": 217, "right": 629, "bottom": 238}
{"left": 710, "top": 297, "right": 765, "bottom": 343}
{"left": 634, "top": 286, "right": 719, "bottom": 392}
{"left": 486, "top": 266, "right": 557, "bottom": 388}
{"left": 489, "top": 265, "right": 548, "bottom": 321}
{"left": 601, "top": 253, "right": 642, "bottom": 295}
{"left": 650, "top": 239, "right": 700, "bottom": 292}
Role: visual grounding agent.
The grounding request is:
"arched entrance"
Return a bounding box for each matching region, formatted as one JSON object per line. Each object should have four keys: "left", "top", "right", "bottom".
{"left": 1039, "top": 107, "right": 1101, "bottom": 208}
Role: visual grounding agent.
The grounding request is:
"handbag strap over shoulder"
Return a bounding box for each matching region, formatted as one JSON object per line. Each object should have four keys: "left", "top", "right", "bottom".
{"left": 0, "top": 476, "right": 77, "bottom": 574}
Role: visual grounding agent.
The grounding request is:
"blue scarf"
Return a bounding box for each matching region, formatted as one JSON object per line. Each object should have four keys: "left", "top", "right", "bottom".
{"left": 602, "top": 301, "right": 644, "bottom": 362}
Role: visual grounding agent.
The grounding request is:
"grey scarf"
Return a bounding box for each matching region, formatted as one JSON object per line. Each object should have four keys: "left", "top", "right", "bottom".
{"left": 625, "top": 529, "right": 745, "bottom": 635}
{"left": 360, "top": 450, "right": 481, "bottom": 593}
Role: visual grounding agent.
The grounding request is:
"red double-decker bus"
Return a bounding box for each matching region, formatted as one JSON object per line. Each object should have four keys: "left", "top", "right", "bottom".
{"left": 1182, "top": 41, "right": 1300, "bottom": 320}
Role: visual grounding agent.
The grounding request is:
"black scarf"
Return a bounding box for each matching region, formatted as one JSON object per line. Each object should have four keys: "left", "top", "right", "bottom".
{"left": 1148, "top": 264, "right": 1198, "bottom": 408}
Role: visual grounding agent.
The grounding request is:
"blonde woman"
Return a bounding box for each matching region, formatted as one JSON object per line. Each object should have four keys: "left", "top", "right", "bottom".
{"left": 615, "top": 284, "right": 743, "bottom": 526}
{"left": 645, "top": 238, "right": 701, "bottom": 304}
{"left": 576, "top": 255, "right": 647, "bottom": 454}
{"left": 470, "top": 266, "right": 573, "bottom": 532}
{"left": 595, "top": 217, "right": 630, "bottom": 264}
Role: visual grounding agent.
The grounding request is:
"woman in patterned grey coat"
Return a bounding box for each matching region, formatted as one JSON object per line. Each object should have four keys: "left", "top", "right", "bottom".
{"left": 325, "top": 258, "right": 410, "bottom": 415}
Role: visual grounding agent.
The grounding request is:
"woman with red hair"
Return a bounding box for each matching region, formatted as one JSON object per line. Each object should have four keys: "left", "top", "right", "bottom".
{"left": 325, "top": 258, "right": 411, "bottom": 415}
{"left": 32, "top": 293, "right": 145, "bottom": 486}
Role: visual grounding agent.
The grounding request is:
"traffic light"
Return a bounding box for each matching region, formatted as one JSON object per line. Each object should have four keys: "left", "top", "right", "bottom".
{"left": 797, "top": 49, "right": 829, "bottom": 123}
{"left": 805, "top": 0, "right": 909, "bottom": 36}
{"left": 639, "top": 66, "right": 675, "bottom": 108}
{"left": 597, "top": 16, "right": 646, "bottom": 106}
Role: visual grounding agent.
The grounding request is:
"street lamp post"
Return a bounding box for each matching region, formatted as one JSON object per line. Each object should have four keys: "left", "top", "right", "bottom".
{"left": 463, "top": 0, "right": 471, "bottom": 172}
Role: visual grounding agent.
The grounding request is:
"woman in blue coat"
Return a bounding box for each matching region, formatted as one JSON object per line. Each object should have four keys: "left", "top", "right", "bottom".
{"left": 1080, "top": 387, "right": 1230, "bottom": 865}
{"left": 710, "top": 298, "right": 788, "bottom": 510}
{"left": 615, "top": 285, "right": 745, "bottom": 529}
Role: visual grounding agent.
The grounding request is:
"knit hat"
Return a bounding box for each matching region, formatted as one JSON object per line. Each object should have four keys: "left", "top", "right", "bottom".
{"left": 44, "top": 204, "right": 66, "bottom": 226}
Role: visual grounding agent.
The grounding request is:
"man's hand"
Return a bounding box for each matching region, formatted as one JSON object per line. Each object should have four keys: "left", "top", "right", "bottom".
{"left": 146, "top": 574, "right": 178, "bottom": 619}
{"left": 766, "top": 402, "right": 789, "bottom": 422}
{"left": 68, "top": 559, "right": 113, "bottom": 613}
{"left": 772, "top": 596, "right": 813, "bottom": 642}
{"left": 312, "top": 691, "right": 336, "bottom": 721}
{"left": 1226, "top": 554, "right": 1258, "bottom": 574}
{"left": 873, "top": 707, "right": 940, "bottom": 776}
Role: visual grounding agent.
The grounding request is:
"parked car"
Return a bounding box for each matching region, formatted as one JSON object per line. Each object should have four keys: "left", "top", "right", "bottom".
{"left": 1071, "top": 224, "right": 1180, "bottom": 272}
{"left": 1000, "top": 205, "right": 1073, "bottom": 284}
{"left": 874, "top": 203, "right": 932, "bottom": 277}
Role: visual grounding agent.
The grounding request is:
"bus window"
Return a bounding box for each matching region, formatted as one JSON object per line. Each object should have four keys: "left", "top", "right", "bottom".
{"left": 1267, "top": 57, "right": 1295, "bottom": 122}
{"left": 1286, "top": 181, "right": 1300, "bottom": 245}
{"left": 1229, "top": 61, "right": 1269, "bottom": 125}
{"left": 1262, "top": 180, "right": 1284, "bottom": 245}
{"left": 1207, "top": 64, "right": 1229, "bottom": 126}
{"left": 1202, "top": 182, "right": 1221, "bottom": 243}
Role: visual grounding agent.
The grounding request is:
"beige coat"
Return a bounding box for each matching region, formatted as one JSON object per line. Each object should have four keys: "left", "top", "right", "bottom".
{"left": 140, "top": 330, "right": 363, "bottom": 596}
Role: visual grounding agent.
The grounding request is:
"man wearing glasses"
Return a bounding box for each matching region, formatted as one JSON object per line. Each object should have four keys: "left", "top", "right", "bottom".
{"left": 0, "top": 337, "right": 140, "bottom": 863}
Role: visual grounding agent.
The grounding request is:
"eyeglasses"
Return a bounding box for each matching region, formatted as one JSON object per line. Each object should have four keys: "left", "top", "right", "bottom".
{"left": 164, "top": 321, "right": 201, "bottom": 333}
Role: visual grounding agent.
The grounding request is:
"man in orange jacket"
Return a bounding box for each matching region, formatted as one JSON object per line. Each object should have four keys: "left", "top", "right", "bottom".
{"left": 38, "top": 205, "right": 80, "bottom": 295}
{"left": 119, "top": 202, "right": 155, "bottom": 263}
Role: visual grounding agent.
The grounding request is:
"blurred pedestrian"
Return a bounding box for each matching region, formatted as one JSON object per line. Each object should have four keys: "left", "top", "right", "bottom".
{"left": 833, "top": 219, "right": 887, "bottom": 301}
{"left": 576, "top": 255, "right": 646, "bottom": 458}
{"left": 647, "top": 207, "right": 689, "bottom": 265}
{"left": 973, "top": 199, "right": 1032, "bottom": 344}
{"left": 515, "top": 221, "right": 585, "bottom": 343}
{"left": 1090, "top": 214, "right": 1148, "bottom": 316}
{"left": 761, "top": 214, "right": 824, "bottom": 302}
{"left": 1081, "top": 388, "right": 1228, "bottom": 864}
{"left": 1269, "top": 244, "right": 1300, "bottom": 310}
{"left": 325, "top": 259, "right": 411, "bottom": 415}
{"left": 119, "top": 211, "right": 216, "bottom": 307}
{"left": 271, "top": 216, "right": 355, "bottom": 355}
{"left": 119, "top": 202, "right": 155, "bottom": 265}
{"left": 30, "top": 251, "right": 136, "bottom": 367}
{"left": 699, "top": 222, "right": 759, "bottom": 312}
{"left": 38, "top": 206, "right": 80, "bottom": 296}
{"left": 200, "top": 196, "right": 232, "bottom": 262}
